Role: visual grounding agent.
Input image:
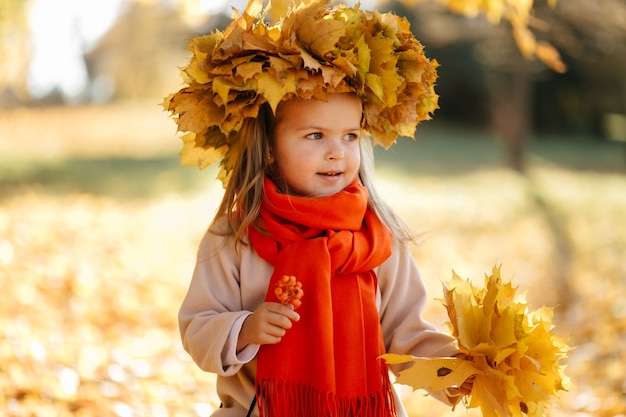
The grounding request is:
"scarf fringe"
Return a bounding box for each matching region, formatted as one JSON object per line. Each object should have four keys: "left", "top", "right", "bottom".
{"left": 256, "top": 369, "right": 397, "bottom": 417}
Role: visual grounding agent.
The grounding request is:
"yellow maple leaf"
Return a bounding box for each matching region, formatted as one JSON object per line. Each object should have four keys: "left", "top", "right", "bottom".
{"left": 512, "top": 23, "right": 536, "bottom": 58}
{"left": 365, "top": 34, "right": 401, "bottom": 106}
{"left": 535, "top": 41, "right": 567, "bottom": 74}
{"left": 381, "top": 354, "right": 479, "bottom": 394}
{"left": 256, "top": 72, "right": 287, "bottom": 113}
{"left": 382, "top": 265, "right": 572, "bottom": 417}
{"left": 165, "top": 87, "right": 224, "bottom": 135}
{"left": 183, "top": 35, "right": 220, "bottom": 84}
{"left": 178, "top": 133, "right": 226, "bottom": 170}
{"left": 302, "top": 16, "right": 347, "bottom": 60}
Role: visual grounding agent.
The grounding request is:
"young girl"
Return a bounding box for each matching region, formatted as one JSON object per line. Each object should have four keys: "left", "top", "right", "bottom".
{"left": 164, "top": 1, "right": 470, "bottom": 416}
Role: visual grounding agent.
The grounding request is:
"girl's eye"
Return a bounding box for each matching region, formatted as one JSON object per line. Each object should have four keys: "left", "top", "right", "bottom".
{"left": 306, "top": 132, "right": 323, "bottom": 140}
{"left": 344, "top": 133, "right": 359, "bottom": 141}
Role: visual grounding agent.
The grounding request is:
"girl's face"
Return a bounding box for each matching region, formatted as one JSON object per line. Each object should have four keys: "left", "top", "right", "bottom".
{"left": 271, "top": 93, "right": 362, "bottom": 198}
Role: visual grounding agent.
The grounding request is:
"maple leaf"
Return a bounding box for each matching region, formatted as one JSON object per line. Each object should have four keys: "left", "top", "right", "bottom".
{"left": 165, "top": 87, "right": 224, "bottom": 135}
{"left": 535, "top": 41, "right": 567, "bottom": 73}
{"left": 235, "top": 60, "right": 264, "bottom": 82}
{"left": 213, "top": 76, "right": 241, "bottom": 107}
{"left": 255, "top": 70, "right": 292, "bottom": 113}
{"left": 178, "top": 132, "right": 226, "bottom": 170}
{"left": 382, "top": 265, "right": 572, "bottom": 417}
{"left": 300, "top": 14, "right": 347, "bottom": 60}
{"left": 281, "top": 0, "right": 346, "bottom": 60}
{"left": 381, "top": 354, "right": 479, "bottom": 394}
{"left": 365, "top": 34, "right": 401, "bottom": 106}
{"left": 512, "top": 23, "right": 536, "bottom": 59}
{"left": 430, "top": 0, "right": 565, "bottom": 73}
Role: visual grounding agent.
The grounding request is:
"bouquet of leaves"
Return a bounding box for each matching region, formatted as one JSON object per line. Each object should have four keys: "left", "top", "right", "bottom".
{"left": 382, "top": 265, "right": 572, "bottom": 417}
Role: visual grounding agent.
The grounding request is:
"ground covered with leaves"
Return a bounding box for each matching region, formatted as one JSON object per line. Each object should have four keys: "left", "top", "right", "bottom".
{"left": 1, "top": 105, "right": 624, "bottom": 416}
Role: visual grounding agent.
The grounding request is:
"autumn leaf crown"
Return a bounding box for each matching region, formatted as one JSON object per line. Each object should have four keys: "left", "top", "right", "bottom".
{"left": 162, "top": 0, "right": 440, "bottom": 182}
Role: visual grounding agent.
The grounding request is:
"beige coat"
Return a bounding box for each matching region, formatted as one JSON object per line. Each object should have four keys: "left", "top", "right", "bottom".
{"left": 179, "top": 218, "right": 458, "bottom": 416}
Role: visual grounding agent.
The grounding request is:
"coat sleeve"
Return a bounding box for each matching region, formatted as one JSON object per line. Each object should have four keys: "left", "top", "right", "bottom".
{"left": 378, "top": 240, "right": 458, "bottom": 359}
{"left": 178, "top": 226, "right": 260, "bottom": 376}
{"left": 378, "top": 241, "right": 464, "bottom": 406}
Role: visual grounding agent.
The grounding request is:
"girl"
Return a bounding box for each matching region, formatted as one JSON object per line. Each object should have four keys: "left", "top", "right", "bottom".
{"left": 165, "top": 1, "right": 471, "bottom": 416}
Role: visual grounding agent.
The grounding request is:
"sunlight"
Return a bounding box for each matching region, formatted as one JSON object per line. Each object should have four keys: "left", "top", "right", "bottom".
{"left": 25, "top": 0, "right": 379, "bottom": 101}
{"left": 27, "top": 0, "right": 123, "bottom": 99}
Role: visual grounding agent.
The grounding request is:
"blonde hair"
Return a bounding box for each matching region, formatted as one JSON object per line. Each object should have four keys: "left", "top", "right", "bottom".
{"left": 211, "top": 103, "right": 416, "bottom": 247}
{"left": 358, "top": 134, "right": 417, "bottom": 243}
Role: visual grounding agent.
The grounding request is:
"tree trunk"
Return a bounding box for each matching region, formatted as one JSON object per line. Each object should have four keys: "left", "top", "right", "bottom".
{"left": 487, "top": 62, "right": 532, "bottom": 173}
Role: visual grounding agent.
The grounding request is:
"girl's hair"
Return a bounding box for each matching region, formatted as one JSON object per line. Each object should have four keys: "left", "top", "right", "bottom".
{"left": 357, "top": 132, "right": 417, "bottom": 243}
{"left": 211, "top": 102, "right": 416, "bottom": 247}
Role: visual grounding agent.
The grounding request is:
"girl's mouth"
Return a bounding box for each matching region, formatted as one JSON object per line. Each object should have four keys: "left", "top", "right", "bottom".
{"left": 319, "top": 171, "right": 341, "bottom": 177}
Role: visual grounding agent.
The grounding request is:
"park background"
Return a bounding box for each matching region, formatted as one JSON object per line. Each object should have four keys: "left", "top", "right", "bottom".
{"left": 0, "top": 0, "right": 625, "bottom": 416}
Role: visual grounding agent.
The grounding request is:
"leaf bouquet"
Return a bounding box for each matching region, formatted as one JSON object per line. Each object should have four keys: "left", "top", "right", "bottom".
{"left": 382, "top": 265, "right": 572, "bottom": 417}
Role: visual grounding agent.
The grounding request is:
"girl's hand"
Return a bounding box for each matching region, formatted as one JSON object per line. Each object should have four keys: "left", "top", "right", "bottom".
{"left": 237, "top": 302, "right": 300, "bottom": 351}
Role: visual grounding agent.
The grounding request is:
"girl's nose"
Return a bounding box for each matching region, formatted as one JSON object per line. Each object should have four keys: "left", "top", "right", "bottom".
{"left": 325, "top": 139, "right": 345, "bottom": 160}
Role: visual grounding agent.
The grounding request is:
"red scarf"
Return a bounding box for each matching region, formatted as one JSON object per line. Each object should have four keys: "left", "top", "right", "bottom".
{"left": 248, "top": 178, "right": 396, "bottom": 417}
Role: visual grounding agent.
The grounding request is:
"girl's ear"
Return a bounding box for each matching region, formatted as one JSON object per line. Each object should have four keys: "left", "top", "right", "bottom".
{"left": 267, "top": 150, "right": 275, "bottom": 164}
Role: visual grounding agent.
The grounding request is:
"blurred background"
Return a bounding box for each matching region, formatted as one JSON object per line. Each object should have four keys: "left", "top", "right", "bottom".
{"left": 1, "top": 0, "right": 624, "bottom": 416}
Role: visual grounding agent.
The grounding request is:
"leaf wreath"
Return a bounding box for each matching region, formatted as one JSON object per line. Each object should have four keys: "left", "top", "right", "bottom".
{"left": 162, "top": 0, "right": 439, "bottom": 184}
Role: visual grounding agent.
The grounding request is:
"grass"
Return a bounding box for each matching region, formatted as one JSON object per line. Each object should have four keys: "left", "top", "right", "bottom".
{"left": 0, "top": 156, "right": 210, "bottom": 199}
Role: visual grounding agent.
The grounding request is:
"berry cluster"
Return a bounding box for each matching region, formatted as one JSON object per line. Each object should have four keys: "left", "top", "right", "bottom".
{"left": 274, "top": 275, "right": 303, "bottom": 309}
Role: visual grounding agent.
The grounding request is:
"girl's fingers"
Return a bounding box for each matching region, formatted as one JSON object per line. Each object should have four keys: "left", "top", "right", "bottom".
{"left": 240, "top": 302, "right": 301, "bottom": 346}
{"left": 265, "top": 325, "right": 286, "bottom": 339}
{"left": 264, "top": 303, "right": 300, "bottom": 327}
